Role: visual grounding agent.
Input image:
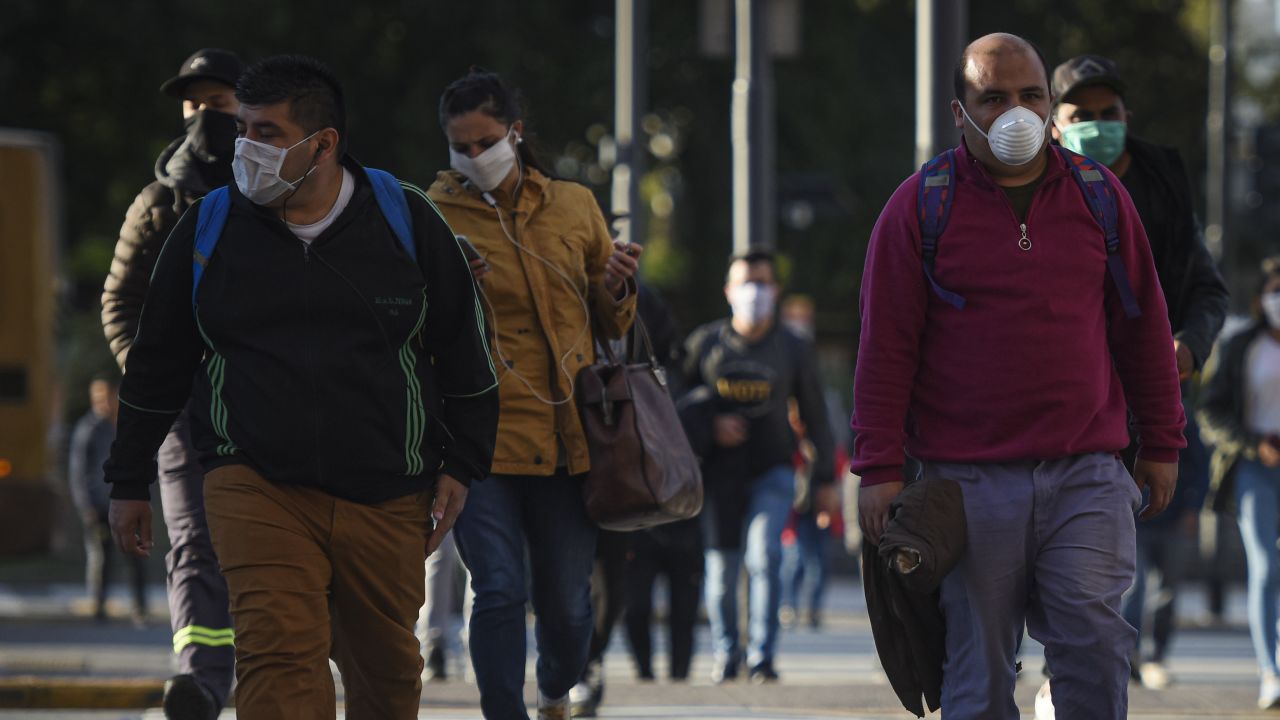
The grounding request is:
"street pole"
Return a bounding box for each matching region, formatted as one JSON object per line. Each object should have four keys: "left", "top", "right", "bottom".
{"left": 613, "top": 0, "right": 648, "bottom": 247}
{"left": 732, "top": 0, "right": 776, "bottom": 254}
{"left": 915, "top": 0, "right": 967, "bottom": 167}
{"left": 1205, "top": 0, "right": 1231, "bottom": 265}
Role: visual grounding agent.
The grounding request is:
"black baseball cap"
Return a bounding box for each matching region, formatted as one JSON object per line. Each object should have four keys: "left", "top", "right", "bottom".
{"left": 159, "top": 48, "right": 243, "bottom": 98}
{"left": 1052, "top": 54, "right": 1126, "bottom": 103}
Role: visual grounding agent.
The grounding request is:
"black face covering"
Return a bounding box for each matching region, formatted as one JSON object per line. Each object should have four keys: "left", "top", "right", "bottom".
{"left": 183, "top": 109, "right": 238, "bottom": 164}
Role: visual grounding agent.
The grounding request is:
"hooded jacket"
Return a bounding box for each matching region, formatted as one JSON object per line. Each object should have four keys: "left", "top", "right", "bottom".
{"left": 1122, "top": 136, "right": 1229, "bottom": 369}
{"left": 103, "top": 159, "right": 498, "bottom": 503}
{"left": 427, "top": 168, "right": 636, "bottom": 477}
{"left": 102, "top": 119, "right": 235, "bottom": 368}
{"left": 852, "top": 141, "right": 1186, "bottom": 487}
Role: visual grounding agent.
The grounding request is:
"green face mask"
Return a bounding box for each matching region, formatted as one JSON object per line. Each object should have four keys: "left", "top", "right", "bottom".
{"left": 1057, "top": 120, "right": 1127, "bottom": 166}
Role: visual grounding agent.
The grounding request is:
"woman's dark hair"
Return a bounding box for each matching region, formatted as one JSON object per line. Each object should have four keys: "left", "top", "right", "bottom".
{"left": 438, "top": 67, "right": 550, "bottom": 176}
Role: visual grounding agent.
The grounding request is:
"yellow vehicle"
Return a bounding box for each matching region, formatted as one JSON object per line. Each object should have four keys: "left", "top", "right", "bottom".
{"left": 0, "top": 128, "right": 62, "bottom": 556}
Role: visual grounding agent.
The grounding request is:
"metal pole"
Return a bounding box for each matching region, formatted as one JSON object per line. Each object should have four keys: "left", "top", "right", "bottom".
{"left": 1205, "top": 0, "right": 1231, "bottom": 265}
{"left": 915, "top": 0, "right": 967, "bottom": 167}
{"left": 613, "top": 0, "right": 648, "bottom": 247}
{"left": 732, "top": 0, "right": 775, "bottom": 254}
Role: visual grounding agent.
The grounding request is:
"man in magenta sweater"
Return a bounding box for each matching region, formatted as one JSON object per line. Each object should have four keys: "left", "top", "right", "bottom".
{"left": 852, "top": 33, "right": 1185, "bottom": 720}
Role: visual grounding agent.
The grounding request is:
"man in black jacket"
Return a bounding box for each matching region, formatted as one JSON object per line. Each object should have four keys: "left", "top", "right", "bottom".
{"left": 682, "top": 251, "right": 836, "bottom": 684}
{"left": 1050, "top": 53, "right": 1230, "bottom": 692}
{"left": 104, "top": 55, "right": 498, "bottom": 719}
{"left": 100, "top": 47, "right": 243, "bottom": 720}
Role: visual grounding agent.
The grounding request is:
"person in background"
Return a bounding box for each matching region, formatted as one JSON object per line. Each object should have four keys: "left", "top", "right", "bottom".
{"left": 1199, "top": 256, "right": 1280, "bottom": 710}
{"left": 682, "top": 251, "right": 836, "bottom": 684}
{"left": 1050, "top": 53, "right": 1228, "bottom": 691}
{"left": 100, "top": 48, "right": 243, "bottom": 719}
{"left": 428, "top": 68, "right": 640, "bottom": 720}
{"left": 619, "top": 286, "right": 705, "bottom": 687}
{"left": 69, "top": 373, "right": 147, "bottom": 627}
{"left": 417, "top": 533, "right": 463, "bottom": 682}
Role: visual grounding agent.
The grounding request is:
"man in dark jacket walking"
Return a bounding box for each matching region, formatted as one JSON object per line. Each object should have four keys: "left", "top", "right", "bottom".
{"left": 100, "top": 47, "right": 243, "bottom": 720}
{"left": 104, "top": 55, "right": 499, "bottom": 719}
{"left": 683, "top": 251, "right": 836, "bottom": 684}
{"left": 1051, "top": 53, "right": 1230, "bottom": 691}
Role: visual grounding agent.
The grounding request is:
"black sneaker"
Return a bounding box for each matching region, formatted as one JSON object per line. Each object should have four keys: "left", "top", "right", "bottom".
{"left": 162, "top": 674, "right": 218, "bottom": 720}
{"left": 424, "top": 645, "right": 447, "bottom": 682}
{"left": 748, "top": 661, "right": 780, "bottom": 684}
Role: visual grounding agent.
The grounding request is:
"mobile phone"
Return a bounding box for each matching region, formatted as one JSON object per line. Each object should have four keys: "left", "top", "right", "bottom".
{"left": 457, "top": 235, "right": 482, "bottom": 262}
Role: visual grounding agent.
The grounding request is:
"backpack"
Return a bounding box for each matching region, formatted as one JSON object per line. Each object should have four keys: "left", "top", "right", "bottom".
{"left": 190, "top": 167, "right": 414, "bottom": 307}
{"left": 916, "top": 145, "right": 1141, "bottom": 319}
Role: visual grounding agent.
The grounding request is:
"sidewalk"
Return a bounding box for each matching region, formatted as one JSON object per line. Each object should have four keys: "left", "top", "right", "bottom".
{"left": 0, "top": 575, "right": 1263, "bottom": 718}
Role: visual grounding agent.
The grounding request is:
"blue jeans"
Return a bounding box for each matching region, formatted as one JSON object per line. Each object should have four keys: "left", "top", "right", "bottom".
{"left": 936, "top": 454, "right": 1138, "bottom": 720}
{"left": 704, "top": 464, "right": 793, "bottom": 668}
{"left": 781, "top": 508, "right": 830, "bottom": 617}
{"left": 453, "top": 472, "right": 598, "bottom": 720}
{"left": 1236, "top": 458, "right": 1280, "bottom": 677}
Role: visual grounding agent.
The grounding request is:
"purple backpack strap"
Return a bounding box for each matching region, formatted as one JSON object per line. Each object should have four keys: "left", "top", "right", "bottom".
{"left": 1058, "top": 146, "right": 1141, "bottom": 319}
{"left": 916, "top": 148, "right": 965, "bottom": 309}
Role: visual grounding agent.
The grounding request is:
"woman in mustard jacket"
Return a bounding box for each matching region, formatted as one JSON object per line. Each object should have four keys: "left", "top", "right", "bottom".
{"left": 427, "top": 69, "right": 639, "bottom": 720}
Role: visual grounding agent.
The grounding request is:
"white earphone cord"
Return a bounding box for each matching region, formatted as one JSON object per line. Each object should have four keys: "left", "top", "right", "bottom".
{"left": 473, "top": 193, "right": 593, "bottom": 407}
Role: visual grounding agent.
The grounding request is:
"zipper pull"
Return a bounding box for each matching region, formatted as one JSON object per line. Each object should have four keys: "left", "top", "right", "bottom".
{"left": 1018, "top": 223, "right": 1032, "bottom": 251}
{"left": 302, "top": 242, "right": 311, "bottom": 261}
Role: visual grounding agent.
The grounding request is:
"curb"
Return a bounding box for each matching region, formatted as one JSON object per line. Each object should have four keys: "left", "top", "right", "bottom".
{"left": 0, "top": 677, "right": 164, "bottom": 709}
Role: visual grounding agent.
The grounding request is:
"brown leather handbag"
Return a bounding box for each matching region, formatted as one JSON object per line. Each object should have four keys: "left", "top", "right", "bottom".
{"left": 575, "top": 317, "right": 703, "bottom": 530}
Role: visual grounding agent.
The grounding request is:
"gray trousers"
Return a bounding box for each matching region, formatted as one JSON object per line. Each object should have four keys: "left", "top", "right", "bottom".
{"left": 159, "top": 410, "right": 234, "bottom": 707}
{"left": 932, "top": 453, "right": 1139, "bottom": 720}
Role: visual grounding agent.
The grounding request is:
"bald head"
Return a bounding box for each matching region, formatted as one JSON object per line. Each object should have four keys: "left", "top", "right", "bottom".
{"left": 953, "top": 33, "right": 1050, "bottom": 107}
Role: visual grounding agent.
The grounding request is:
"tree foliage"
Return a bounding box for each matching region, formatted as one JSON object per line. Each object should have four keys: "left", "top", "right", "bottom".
{"left": 0, "top": 0, "right": 1216, "bottom": 390}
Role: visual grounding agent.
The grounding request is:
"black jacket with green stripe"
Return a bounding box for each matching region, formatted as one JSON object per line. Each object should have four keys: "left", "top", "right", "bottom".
{"left": 104, "top": 159, "right": 499, "bottom": 504}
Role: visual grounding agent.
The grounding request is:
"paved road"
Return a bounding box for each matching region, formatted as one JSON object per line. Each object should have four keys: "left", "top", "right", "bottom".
{"left": 0, "top": 577, "right": 1267, "bottom": 718}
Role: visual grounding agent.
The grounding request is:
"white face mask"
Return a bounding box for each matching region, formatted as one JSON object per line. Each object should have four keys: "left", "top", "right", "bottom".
{"left": 449, "top": 130, "right": 517, "bottom": 192}
{"left": 729, "top": 282, "right": 776, "bottom": 327}
{"left": 958, "top": 101, "right": 1050, "bottom": 167}
{"left": 233, "top": 131, "right": 319, "bottom": 205}
{"left": 1263, "top": 292, "right": 1280, "bottom": 328}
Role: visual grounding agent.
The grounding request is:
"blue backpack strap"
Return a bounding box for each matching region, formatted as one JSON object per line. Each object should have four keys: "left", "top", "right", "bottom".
{"left": 916, "top": 148, "right": 965, "bottom": 309}
{"left": 1057, "top": 146, "right": 1141, "bottom": 319}
{"left": 365, "top": 167, "right": 416, "bottom": 262}
{"left": 192, "top": 186, "right": 231, "bottom": 308}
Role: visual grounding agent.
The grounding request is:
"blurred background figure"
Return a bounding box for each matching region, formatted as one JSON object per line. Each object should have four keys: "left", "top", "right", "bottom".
{"left": 779, "top": 399, "right": 833, "bottom": 630}
{"left": 1199, "top": 256, "right": 1280, "bottom": 710}
{"left": 418, "top": 534, "right": 464, "bottom": 683}
{"left": 68, "top": 373, "right": 146, "bottom": 626}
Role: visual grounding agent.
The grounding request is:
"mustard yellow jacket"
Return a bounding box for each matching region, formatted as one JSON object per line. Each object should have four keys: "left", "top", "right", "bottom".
{"left": 428, "top": 168, "right": 636, "bottom": 476}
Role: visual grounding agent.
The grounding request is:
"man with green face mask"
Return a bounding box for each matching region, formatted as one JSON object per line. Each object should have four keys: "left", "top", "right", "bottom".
{"left": 1046, "top": 53, "right": 1229, "bottom": 699}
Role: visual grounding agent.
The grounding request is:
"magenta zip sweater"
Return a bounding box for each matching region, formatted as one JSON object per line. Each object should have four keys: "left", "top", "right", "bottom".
{"left": 851, "top": 142, "right": 1186, "bottom": 487}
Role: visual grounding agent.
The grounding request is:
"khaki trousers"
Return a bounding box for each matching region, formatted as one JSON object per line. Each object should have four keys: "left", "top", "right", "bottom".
{"left": 204, "top": 464, "right": 432, "bottom": 719}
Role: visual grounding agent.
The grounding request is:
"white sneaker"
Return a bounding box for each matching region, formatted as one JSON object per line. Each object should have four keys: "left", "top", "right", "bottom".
{"left": 1139, "top": 661, "right": 1172, "bottom": 690}
{"left": 1034, "top": 679, "right": 1055, "bottom": 720}
{"left": 538, "top": 690, "right": 570, "bottom": 720}
{"left": 1260, "top": 673, "right": 1280, "bottom": 710}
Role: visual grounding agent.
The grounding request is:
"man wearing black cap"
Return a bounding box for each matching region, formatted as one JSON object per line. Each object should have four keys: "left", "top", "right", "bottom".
{"left": 101, "top": 48, "right": 243, "bottom": 720}
{"left": 1045, "top": 53, "right": 1228, "bottom": 696}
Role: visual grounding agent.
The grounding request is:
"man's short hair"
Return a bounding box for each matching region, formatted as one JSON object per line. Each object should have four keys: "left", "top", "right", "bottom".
{"left": 236, "top": 55, "right": 346, "bottom": 153}
{"left": 952, "top": 37, "right": 1051, "bottom": 107}
{"left": 725, "top": 249, "right": 777, "bottom": 284}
